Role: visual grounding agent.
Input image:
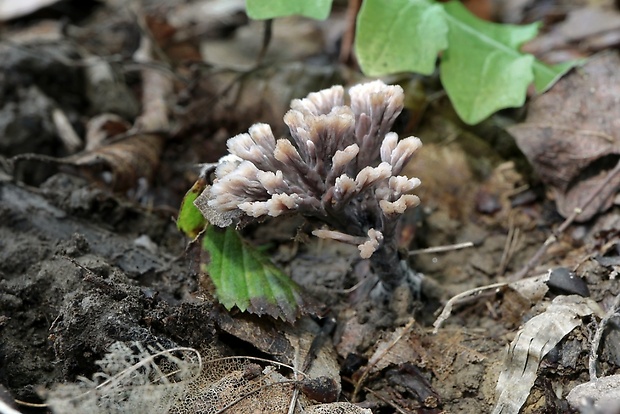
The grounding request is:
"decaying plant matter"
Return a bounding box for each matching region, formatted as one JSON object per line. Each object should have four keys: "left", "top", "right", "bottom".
{"left": 43, "top": 341, "right": 371, "bottom": 414}
{"left": 195, "top": 80, "right": 423, "bottom": 297}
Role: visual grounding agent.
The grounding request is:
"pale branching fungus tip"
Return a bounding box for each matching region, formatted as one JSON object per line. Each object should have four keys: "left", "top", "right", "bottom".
{"left": 199, "top": 80, "right": 422, "bottom": 261}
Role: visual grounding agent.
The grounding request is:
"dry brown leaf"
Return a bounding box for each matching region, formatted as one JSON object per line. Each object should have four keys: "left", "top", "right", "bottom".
{"left": 508, "top": 52, "right": 620, "bottom": 222}
{"left": 352, "top": 319, "right": 418, "bottom": 401}
{"left": 215, "top": 312, "right": 341, "bottom": 401}
{"left": 523, "top": 6, "right": 620, "bottom": 57}
{"left": 67, "top": 133, "right": 165, "bottom": 192}
{"left": 493, "top": 296, "right": 599, "bottom": 414}
{"left": 365, "top": 321, "right": 420, "bottom": 375}
{"left": 85, "top": 114, "right": 132, "bottom": 151}
{"left": 427, "top": 330, "right": 486, "bottom": 381}
{"left": 557, "top": 7, "right": 620, "bottom": 42}
{"left": 43, "top": 341, "right": 361, "bottom": 414}
{"left": 66, "top": 11, "right": 172, "bottom": 193}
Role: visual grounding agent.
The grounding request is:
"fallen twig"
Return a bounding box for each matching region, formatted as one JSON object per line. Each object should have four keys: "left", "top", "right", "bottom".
{"left": 256, "top": 20, "right": 273, "bottom": 65}
{"left": 408, "top": 241, "right": 474, "bottom": 256}
{"left": 433, "top": 282, "right": 508, "bottom": 334}
{"left": 498, "top": 213, "right": 520, "bottom": 276}
{"left": 433, "top": 273, "right": 550, "bottom": 333}
{"left": 339, "top": 0, "right": 362, "bottom": 64}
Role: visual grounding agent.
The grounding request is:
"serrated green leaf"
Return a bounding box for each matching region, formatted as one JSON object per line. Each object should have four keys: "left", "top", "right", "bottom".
{"left": 440, "top": 1, "right": 538, "bottom": 124}
{"left": 203, "top": 225, "right": 306, "bottom": 323}
{"left": 177, "top": 177, "right": 208, "bottom": 239}
{"left": 356, "top": 0, "right": 447, "bottom": 76}
{"left": 246, "top": 0, "right": 333, "bottom": 20}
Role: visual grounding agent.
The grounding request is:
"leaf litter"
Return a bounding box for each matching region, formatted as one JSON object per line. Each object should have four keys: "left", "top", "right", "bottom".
{"left": 43, "top": 340, "right": 368, "bottom": 414}
{"left": 508, "top": 52, "right": 620, "bottom": 222}
{"left": 493, "top": 295, "right": 601, "bottom": 414}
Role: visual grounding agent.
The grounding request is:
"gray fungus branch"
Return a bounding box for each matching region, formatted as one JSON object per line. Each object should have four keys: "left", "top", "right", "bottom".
{"left": 195, "top": 80, "right": 423, "bottom": 297}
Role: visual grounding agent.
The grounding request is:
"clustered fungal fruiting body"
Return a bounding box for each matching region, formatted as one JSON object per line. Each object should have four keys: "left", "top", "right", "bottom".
{"left": 196, "top": 80, "right": 423, "bottom": 297}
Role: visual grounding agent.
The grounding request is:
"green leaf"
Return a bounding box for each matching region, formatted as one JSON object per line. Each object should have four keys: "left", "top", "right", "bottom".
{"left": 203, "top": 225, "right": 307, "bottom": 323}
{"left": 177, "top": 176, "right": 208, "bottom": 239}
{"left": 246, "top": 0, "right": 333, "bottom": 20}
{"left": 532, "top": 60, "right": 580, "bottom": 93}
{"left": 440, "top": 1, "right": 538, "bottom": 124}
{"left": 356, "top": 0, "right": 447, "bottom": 76}
{"left": 355, "top": 0, "right": 579, "bottom": 124}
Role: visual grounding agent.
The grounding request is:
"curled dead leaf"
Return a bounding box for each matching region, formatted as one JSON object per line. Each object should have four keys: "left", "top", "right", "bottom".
{"left": 508, "top": 52, "right": 620, "bottom": 222}
{"left": 85, "top": 114, "right": 132, "bottom": 151}
{"left": 67, "top": 133, "right": 165, "bottom": 192}
{"left": 493, "top": 295, "right": 600, "bottom": 414}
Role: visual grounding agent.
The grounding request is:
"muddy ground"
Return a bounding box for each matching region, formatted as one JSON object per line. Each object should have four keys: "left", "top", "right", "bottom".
{"left": 1, "top": 1, "right": 620, "bottom": 414}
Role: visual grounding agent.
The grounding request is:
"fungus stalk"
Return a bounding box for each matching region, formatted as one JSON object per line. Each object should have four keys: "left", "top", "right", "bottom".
{"left": 195, "top": 80, "right": 423, "bottom": 298}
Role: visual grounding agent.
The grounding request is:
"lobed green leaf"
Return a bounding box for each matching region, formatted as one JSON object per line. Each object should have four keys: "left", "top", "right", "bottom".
{"left": 440, "top": 1, "right": 537, "bottom": 124}
{"left": 355, "top": 0, "right": 579, "bottom": 124}
{"left": 356, "top": 0, "right": 447, "bottom": 76}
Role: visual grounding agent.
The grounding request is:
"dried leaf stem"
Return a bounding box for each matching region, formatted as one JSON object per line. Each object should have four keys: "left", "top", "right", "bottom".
{"left": 408, "top": 241, "right": 474, "bottom": 256}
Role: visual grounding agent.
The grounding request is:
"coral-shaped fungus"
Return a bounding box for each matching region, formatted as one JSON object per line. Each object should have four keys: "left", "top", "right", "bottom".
{"left": 196, "top": 80, "right": 423, "bottom": 294}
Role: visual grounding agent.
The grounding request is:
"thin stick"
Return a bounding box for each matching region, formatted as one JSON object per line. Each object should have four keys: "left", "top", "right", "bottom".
{"left": 12, "top": 399, "right": 47, "bottom": 408}
{"left": 256, "top": 20, "right": 273, "bottom": 66}
{"left": 498, "top": 214, "right": 521, "bottom": 276}
{"left": 498, "top": 216, "right": 516, "bottom": 276}
{"left": 505, "top": 183, "right": 530, "bottom": 198}
{"left": 408, "top": 241, "right": 474, "bottom": 256}
{"left": 97, "top": 347, "right": 203, "bottom": 393}
{"left": 204, "top": 356, "right": 307, "bottom": 379}
{"left": 341, "top": 277, "right": 370, "bottom": 294}
{"left": 508, "top": 158, "right": 620, "bottom": 281}
{"left": 433, "top": 282, "right": 508, "bottom": 334}
{"left": 339, "top": 0, "right": 362, "bottom": 63}
{"left": 5, "top": 41, "right": 185, "bottom": 82}
{"left": 287, "top": 345, "right": 301, "bottom": 414}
